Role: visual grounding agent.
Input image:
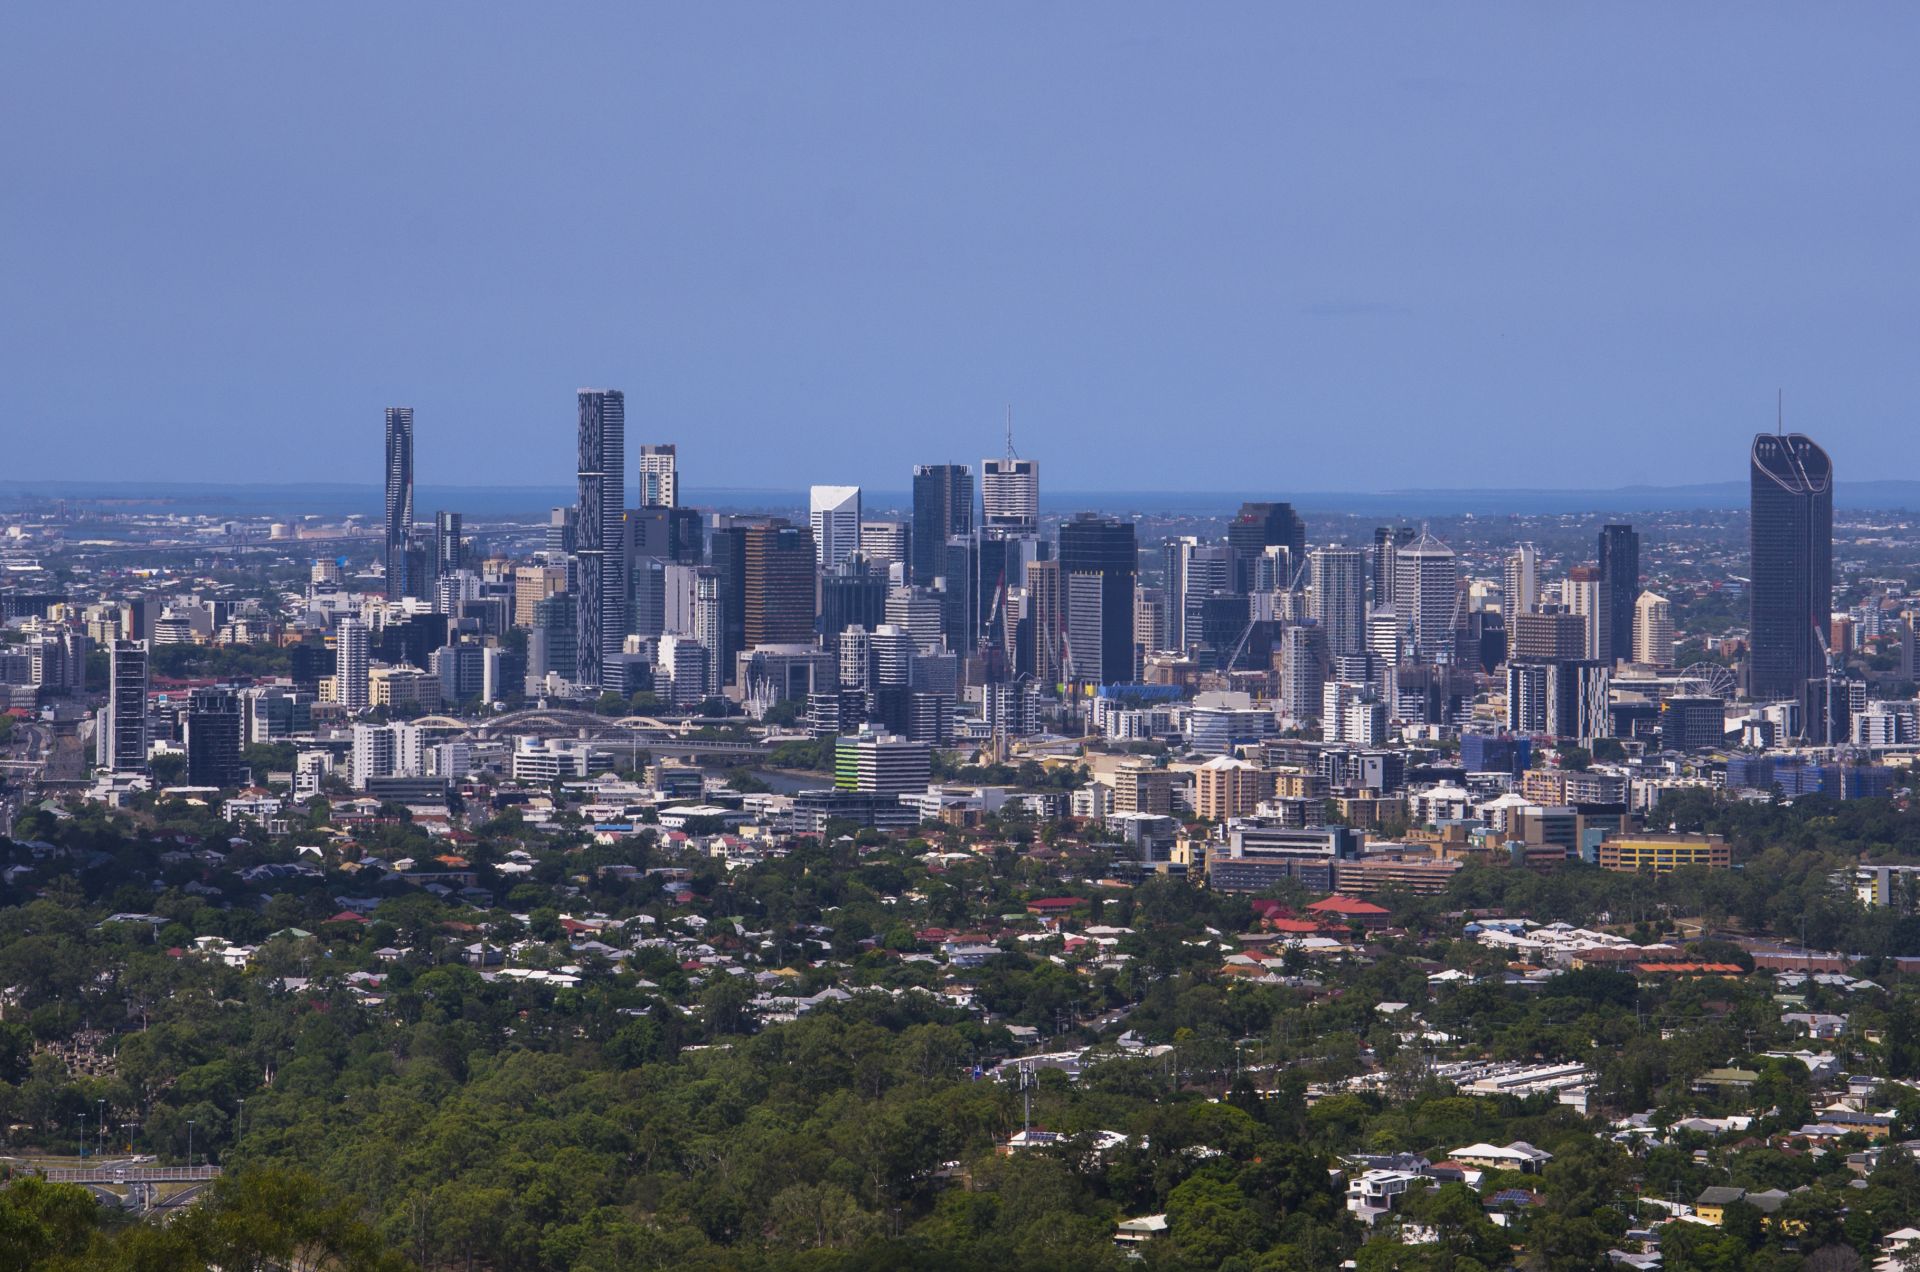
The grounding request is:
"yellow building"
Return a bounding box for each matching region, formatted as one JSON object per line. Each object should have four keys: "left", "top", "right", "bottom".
{"left": 1597, "top": 833, "right": 1730, "bottom": 873}
{"left": 1194, "top": 756, "right": 1261, "bottom": 821}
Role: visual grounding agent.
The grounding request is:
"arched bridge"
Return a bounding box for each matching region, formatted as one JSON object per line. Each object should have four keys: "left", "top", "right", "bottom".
{"left": 407, "top": 709, "right": 771, "bottom": 758}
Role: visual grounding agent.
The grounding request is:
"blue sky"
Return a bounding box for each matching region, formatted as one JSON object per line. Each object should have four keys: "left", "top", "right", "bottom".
{"left": 4, "top": 5, "right": 1917, "bottom": 494}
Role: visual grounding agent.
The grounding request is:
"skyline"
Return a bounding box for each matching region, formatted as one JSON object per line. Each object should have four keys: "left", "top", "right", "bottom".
{"left": 8, "top": 6, "right": 1920, "bottom": 490}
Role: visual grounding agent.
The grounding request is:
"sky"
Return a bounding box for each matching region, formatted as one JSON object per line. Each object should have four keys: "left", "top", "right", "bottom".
{"left": 5, "top": 5, "right": 1919, "bottom": 496}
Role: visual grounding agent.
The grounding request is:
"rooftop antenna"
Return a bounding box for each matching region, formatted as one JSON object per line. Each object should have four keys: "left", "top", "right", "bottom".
{"left": 1005, "top": 405, "right": 1018, "bottom": 461}
{"left": 1777, "top": 388, "right": 1784, "bottom": 437}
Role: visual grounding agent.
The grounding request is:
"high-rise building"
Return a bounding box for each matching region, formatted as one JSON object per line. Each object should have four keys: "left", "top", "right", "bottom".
{"left": 1565, "top": 565, "right": 1611, "bottom": 665}
{"left": 1372, "top": 526, "right": 1415, "bottom": 607}
{"left": 1228, "top": 502, "right": 1306, "bottom": 593}
{"left": 1392, "top": 529, "right": 1458, "bottom": 662}
{"left": 1026, "top": 559, "right": 1064, "bottom": 689}
{"left": 821, "top": 561, "right": 888, "bottom": 642}
{"left": 1509, "top": 610, "right": 1588, "bottom": 662}
{"left": 858, "top": 521, "right": 909, "bottom": 574}
{"left": 513, "top": 565, "right": 569, "bottom": 628}
{"left": 743, "top": 522, "right": 817, "bottom": 647}
{"left": 433, "top": 510, "right": 463, "bottom": 587}
{"left": 1504, "top": 543, "right": 1538, "bottom": 617}
{"left": 809, "top": 485, "right": 862, "bottom": 571}
{"left": 1166, "top": 537, "right": 1230, "bottom": 652}
{"left": 335, "top": 617, "right": 370, "bottom": 712}
{"left": 185, "top": 687, "right": 244, "bottom": 788}
{"left": 1058, "top": 513, "right": 1137, "bottom": 686}
{"left": 1598, "top": 524, "right": 1639, "bottom": 666}
{"left": 575, "top": 389, "right": 627, "bottom": 688}
{"left": 981, "top": 457, "right": 1039, "bottom": 535}
{"left": 527, "top": 592, "right": 578, "bottom": 689}
{"left": 384, "top": 407, "right": 415, "bottom": 599}
{"left": 99, "top": 639, "right": 149, "bottom": 773}
{"left": 1309, "top": 546, "right": 1368, "bottom": 658}
{"left": 638, "top": 443, "right": 677, "bottom": 508}
{"left": 1634, "top": 591, "right": 1675, "bottom": 667}
{"left": 911, "top": 464, "right": 972, "bottom": 585}
{"left": 1750, "top": 432, "right": 1834, "bottom": 712}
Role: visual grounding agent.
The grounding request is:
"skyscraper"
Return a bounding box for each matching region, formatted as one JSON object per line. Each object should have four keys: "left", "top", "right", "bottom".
{"left": 743, "top": 521, "right": 817, "bottom": 647}
{"left": 1308, "top": 546, "right": 1368, "bottom": 658}
{"left": 981, "top": 457, "right": 1039, "bottom": 535}
{"left": 99, "top": 639, "right": 149, "bottom": 773}
{"left": 336, "top": 617, "right": 370, "bottom": 713}
{"left": 638, "top": 443, "right": 677, "bottom": 508}
{"left": 185, "top": 687, "right": 244, "bottom": 788}
{"left": 1504, "top": 543, "right": 1538, "bottom": 617}
{"left": 1750, "top": 432, "right": 1833, "bottom": 713}
{"left": 1634, "top": 591, "right": 1674, "bottom": 667}
{"left": 384, "top": 407, "right": 414, "bottom": 599}
{"left": 1598, "top": 523, "right": 1639, "bottom": 666}
{"left": 1392, "top": 529, "right": 1458, "bottom": 662}
{"left": 911, "top": 464, "right": 973, "bottom": 585}
{"left": 1227, "top": 502, "right": 1306, "bottom": 593}
{"left": 1372, "top": 526, "right": 1415, "bottom": 606}
{"left": 575, "top": 389, "right": 627, "bottom": 688}
{"left": 1565, "top": 565, "right": 1610, "bottom": 665}
{"left": 1058, "top": 513, "right": 1137, "bottom": 686}
{"left": 434, "top": 510, "right": 463, "bottom": 585}
{"left": 809, "top": 485, "right": 862, "bottom": 571}
{"left": 1025, "top": 559, "right": 1064, "bottom": 689}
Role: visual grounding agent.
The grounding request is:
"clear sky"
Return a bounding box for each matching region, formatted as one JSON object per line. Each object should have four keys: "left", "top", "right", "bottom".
{"left": 4, "top": 5, "right": 1917, "bottom": 495}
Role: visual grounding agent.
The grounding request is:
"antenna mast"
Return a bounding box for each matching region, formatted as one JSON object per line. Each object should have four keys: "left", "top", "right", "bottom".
{"left": 1005, "top": 405, "right": 1018, "bottom": 461}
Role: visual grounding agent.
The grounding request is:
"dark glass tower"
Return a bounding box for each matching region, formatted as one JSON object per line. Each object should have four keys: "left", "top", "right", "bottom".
{"left": 434, "top": 510, "right": 463, "bottom": 582}
{"left": 1227, "top": 502, "right": 1306, "bottom": 593}
{"left": 185, "top": 687, "right": 244, "bottom": 788}
{"left": 575, "top": 389, "right": 627, "bottom": 688}
{"left": 1057, "top": 513, "right": 1137, "bottom": 685}
{"left": 911, "top": 464, "right": 973, "bottom": 586}
{"left": 1597, "top": 523, "right": 1639, "bottom": 665}
{"left": 1749, "top": 432, "right": 1833, "bottom": 712}
{"left": 383, "top": 407, "right": 414, "bottom": 599}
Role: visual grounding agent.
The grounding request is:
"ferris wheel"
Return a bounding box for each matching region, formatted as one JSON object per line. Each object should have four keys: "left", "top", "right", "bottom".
{"left": 1677, "top": 662, "right": 1737, "bottom": 700}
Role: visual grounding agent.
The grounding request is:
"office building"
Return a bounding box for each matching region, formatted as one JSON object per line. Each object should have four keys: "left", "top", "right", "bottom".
{"left": 575, "top": 388, "right": 627, "bottom": 688}
{"left": 1634, "top": 592, "right": 1674, "bottom": 666}
{"left": 526, "top": 595, "right": 576, "bottom": 691}
{"left": 99, "top": 639, "right": 149, "bottom": 773}
{"left": 433, "top": 510, "right": 463, "bottom": 585}
{"left": 834, "top": 732, "right": 932, "bottom": 798}
{"left": 743, "top": 522, "right": 817, "bottom": 647}
{"left": 821, "top": 561, "right": 888, "bottom": 642}
{"left": 1058, "top": 514, "right": 1137, "bottom": 686}
{"left": 637, "top": 443, "right": 677, "bottom": 508}
{"left": 1504, "top": 543, "right": 1538, "bottom": 616}
{"left": 1166, "top": 538, "right": 1230, "bottom": 652}
{"left": 1392, "top": 528, "right": 1458, "bottom": 662}
{"left": 981, "top": 457, "right": 1039, "bottom": 534}
{"left": 1509, "top": 610, "right": 1588, "bottom": 662}
{"left": 1749, "top": 432, "right": 1834, "bottom": 712}
{"left": 1026, "top": 559, "right": 1064, "bottom": 689}
{"left": 910, "top": 464, "right": 972, "bottom": 585}
{"left": 335, "top": 618, "right": 370, "bottom": 713}
{"left": 1598, "top": 523, "right": 1639, "bottom": 664}
{"left": 1372, "top": 526, "right": 1414, "bottom": 605}
{"left": 384, "top": 407, "right": 415, "bottom": 599}
{"left": 859, "top": 521, "right": 909, "bottom": 573}
{"left": 1309, "top": 546, "right": 1368, "bottom": 658}
{"left": 513, "top": 565, "right": 569, "bottom": 628}
{"left": 184, "top": 687, "right": 244, "bottom": 788}
{"left": 1228, "top": 502, "right": 1306, "bottom": 593}
{"left": 1565, "top": 565, "right": 1610, "bottom": 664}
{"left": 809, "top": 485, "right": 862, "bottom": 571}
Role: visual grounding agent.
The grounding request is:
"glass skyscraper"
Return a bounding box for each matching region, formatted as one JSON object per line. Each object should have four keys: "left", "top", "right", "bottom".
{"left": 1748, "top": 432, "right": 1833, "bottom": 714}
{"left": 576, "top": 389, "right": 627, "bottom": 688}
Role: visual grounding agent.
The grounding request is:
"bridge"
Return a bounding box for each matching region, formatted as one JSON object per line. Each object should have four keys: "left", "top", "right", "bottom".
{"left": 407, "top": 710, "right": 772, "bottom": 758}
{"left": 36, "top": 1164, "right": 221, "bottom": 1185}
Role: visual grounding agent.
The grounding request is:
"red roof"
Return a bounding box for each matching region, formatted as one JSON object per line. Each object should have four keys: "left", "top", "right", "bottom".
{"left": 326, "top": 911, "right": 371, "bottom": 924}
{"left": 1268, "top": 918, "right": 1324, "bottom": 934}
{"left": 1307, "top": 895, "right": 1390, "bottom": 916}
{"left": 1026, "top": 897, "right": 1085, "bottom": 912}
